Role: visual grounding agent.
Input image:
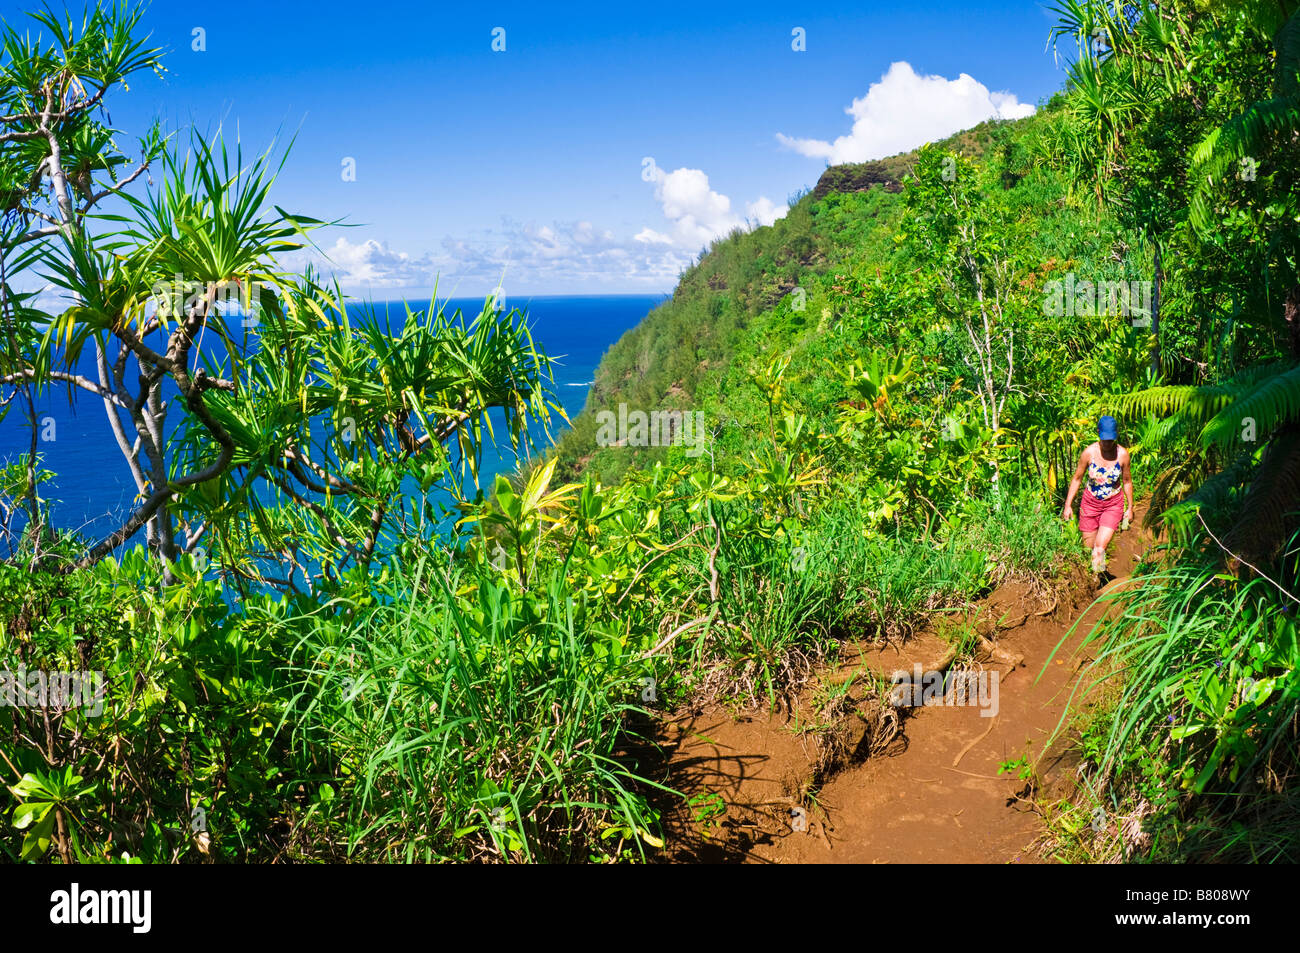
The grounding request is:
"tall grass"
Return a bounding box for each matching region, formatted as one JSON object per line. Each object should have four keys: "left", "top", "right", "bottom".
{"left": 809, "top": 488, "right": 1078, "bottom": 644}
{"left": 706, "top": 522, "right": 841, "bottom": 706}
{"left": 1054, "top": 533, "right": 1300, "bottom": 861}
{"left": 701, "top": 497, "right": 992, "bottom": 705}
{"left": 280, "top": 556, "right": 664, "bottom": 863}
{"left": 954, "top": 486, "right": 1082, "bottom": 582}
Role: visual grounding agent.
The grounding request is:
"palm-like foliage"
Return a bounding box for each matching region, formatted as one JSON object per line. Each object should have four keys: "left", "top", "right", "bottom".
{"left": 0, "top": 1, "right": 561, "bottom": 589}
{"left": 1045, "top": 1, "right": 1176, "bottom": 194}
{"left": 0, "top": 1, "right": 166, "bottom": 559}
{"left": 9, "top": 108, "right": 558, "bottom": 583}
{"left": 0, "top": 1, "right": 165, "bottom": 228}
{"left": 24, "top": 130, "right": 324, "bottom": 569}
{"left": 1188, "top": 3, "right": 1300, "bottom": 233}
{"left": 1049, "top": 1, "right": 1300, "bottom": 556}
{"left": 1115, "top": 352, "right": 1300, "bottom": 550}
{"left": 170, "top": 276, "right": 560, "bottom": 587}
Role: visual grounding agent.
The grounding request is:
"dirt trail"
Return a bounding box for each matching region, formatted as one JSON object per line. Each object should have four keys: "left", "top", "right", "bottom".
{"left": 656, "top": 509, "right": 1152, "bottom": 863}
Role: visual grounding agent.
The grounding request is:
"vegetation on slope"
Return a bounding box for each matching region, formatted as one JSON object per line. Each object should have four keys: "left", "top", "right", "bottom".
{"left": 1, "top": 0, "right": 1298, "bottom": 865}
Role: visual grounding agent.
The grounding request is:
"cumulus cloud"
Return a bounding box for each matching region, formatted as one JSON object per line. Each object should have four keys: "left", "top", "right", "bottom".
{"left": 641, "top": 165, "right": 788, "bottom": 249}
{"left": 290, "top": 221, "right": 693, "bottom": 297}
{"left": 309, "top": 238, "right": 430, "bottom": 287}
{"left": 745, "top": 196, "right": 786, "bottom": 228}
{"left": 652, "top": 168, "right": 738, "bottom": 247}
{"left": 273, "top": 165, "right": 792, "bottom": 295}
{"left": 632, "top": 227, "right": 673, "bottom": 245}
{"left": 777, "top": 61, "right": 1035, "bottom": 165}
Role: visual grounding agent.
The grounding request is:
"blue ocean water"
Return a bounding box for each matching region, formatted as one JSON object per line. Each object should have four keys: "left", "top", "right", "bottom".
{"left": 0, "top": 294, "right": 662, "bottom": 552}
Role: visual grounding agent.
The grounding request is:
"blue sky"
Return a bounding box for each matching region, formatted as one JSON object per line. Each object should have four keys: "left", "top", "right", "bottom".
{"left": 7, "top": 0, "right": 1073, "bottom": 295}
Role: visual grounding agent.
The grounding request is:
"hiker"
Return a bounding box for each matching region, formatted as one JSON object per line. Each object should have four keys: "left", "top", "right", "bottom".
{"left": 1061, "top": 415, "right": 1134, "bottom": 573}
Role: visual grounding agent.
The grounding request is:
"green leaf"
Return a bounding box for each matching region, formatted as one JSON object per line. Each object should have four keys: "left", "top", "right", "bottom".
{"left": 19, "top": 811, "right": 55, "bottom": 861}
{"left": 12, "top": 800, "right": 53, "bottom": 831}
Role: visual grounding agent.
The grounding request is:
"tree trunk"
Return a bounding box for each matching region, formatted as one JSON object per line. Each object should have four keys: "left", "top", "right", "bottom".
{"left": 1150, "top": 240, "right": 1163, "bottom": 377}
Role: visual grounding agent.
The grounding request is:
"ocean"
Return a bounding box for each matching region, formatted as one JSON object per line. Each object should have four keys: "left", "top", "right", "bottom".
{"left": 0, "top": 293, "right": 663, "bottom": 551}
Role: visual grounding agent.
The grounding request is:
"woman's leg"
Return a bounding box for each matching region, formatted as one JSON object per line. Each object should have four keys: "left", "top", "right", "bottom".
{"left": 1094, "top": 524, "right": 1115, "bottom": 552}
{"left": 1079, "top": 494, "right": 1107, "bottom": 569}
{"left": 1090, "top": 497, "right": 1124, "bottom": 571}
{"left": 1082, "top": 531, "right": 1106, "bottom": 570}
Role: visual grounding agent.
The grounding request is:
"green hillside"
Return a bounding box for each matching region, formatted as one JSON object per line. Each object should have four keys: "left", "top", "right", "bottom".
{"left": 552, "top": 105, "right": 1130, "bottom": 500}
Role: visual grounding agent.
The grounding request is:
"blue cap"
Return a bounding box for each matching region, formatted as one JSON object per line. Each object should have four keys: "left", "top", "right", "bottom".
{"left": 1098, "top": 415, "right": 1118, "bottom": 440}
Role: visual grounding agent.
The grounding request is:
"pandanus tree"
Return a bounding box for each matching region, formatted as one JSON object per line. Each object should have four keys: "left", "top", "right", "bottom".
{"left": 155, "top": 267, "right": 559, "bottom": 593}
{"left": 0, "top": 3, "right": 557, "bottom": 588}
{"left": 1046, "top": 0, "right": 1219, "bottom": 378}
{"left": 0, "top": 2, "right": 164, "bottom": 559}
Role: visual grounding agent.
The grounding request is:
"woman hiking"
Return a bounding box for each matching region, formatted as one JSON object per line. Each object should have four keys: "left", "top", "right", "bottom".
{"left": 1062, "top": 415, "right": 1134, "bottom": 573}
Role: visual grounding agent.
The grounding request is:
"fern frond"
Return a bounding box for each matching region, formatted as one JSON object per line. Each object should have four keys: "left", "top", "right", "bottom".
{"left": 1190, "top": 93, "right": 1300, "bottom": 232}
{"left": 1116, "top": 384, "right": 1230, "bottom": 427}
{"left": 1217, "top": 358, "right": 1299, "bottom": 390}
{"left": 1161, "top": 449, "right": 1257, "bottom": 539}
{"left": 1223, "top": 425, "right": 1300, "bottom": 560}
{"left": 1201, "top": 362, "right": 1300, "bottom": 450}
{"left": 1117, "top": 361, "right": 1296, "bottom": 438}
{"left": 1130, "top": 411, "right": 1183, "bottom": 455}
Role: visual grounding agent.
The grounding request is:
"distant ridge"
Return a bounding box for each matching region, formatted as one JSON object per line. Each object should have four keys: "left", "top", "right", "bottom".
{"left": 811, "top": 116, "right": 1007, "bottom": 200}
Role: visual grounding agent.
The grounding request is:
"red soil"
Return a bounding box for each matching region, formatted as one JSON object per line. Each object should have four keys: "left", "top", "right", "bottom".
{"left": 656, "top": 508, "right": 1151, "bottom": 863}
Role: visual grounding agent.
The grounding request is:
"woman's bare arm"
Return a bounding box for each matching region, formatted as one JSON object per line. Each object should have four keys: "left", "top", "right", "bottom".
{"left": 1122, "top": 449, "right": 1134, "bottom": 520}
{"left": 1062, "top": 449, "right": 1088, "bottom": 519}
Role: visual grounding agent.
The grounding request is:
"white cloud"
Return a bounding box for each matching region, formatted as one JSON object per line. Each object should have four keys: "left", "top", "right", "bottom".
{"left": 311, "top": 237, "right": 428, "bottom": 287}
{"left": 653, "top": 167, "right": 738, "bottom": 247}
{"left": 633, "top": 227, "right": 674, "bottom": 245}
{"left": 745, "top": 196, "right": 786, "bottom": 228}
{"left": 776, "top": 61, "right": 1036, "bottom": 165}
{"left": 642, "top": 165, "right": 787, "bottom": 248}
{"left": 989, "top": 91, "right": 1034, "bottom": 120}
{"left": 289, "top": 220, "right": 694, "bottom": 297}
{"left": 209, "top": 164, "right": 792, "bottom": 296}
{"left": 8, "top": 172, "right": 786, "bottom": 303}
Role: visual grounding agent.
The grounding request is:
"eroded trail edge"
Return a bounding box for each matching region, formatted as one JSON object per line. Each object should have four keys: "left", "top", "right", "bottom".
{"left": 655, "top": 512, "right": 1151, "bottom": 864}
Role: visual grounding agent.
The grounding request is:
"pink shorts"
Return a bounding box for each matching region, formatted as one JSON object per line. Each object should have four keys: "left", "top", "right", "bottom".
{"left": 1079, "top": 489, "right": 1124, "bottom": 532}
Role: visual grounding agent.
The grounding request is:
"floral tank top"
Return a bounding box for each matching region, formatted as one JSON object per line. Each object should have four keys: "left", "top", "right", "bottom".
{"left": 1086, "top": 449, "right": 1122, "bottom": 501}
